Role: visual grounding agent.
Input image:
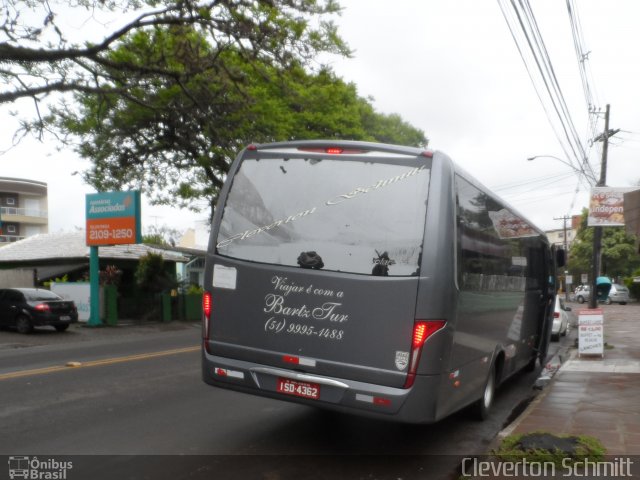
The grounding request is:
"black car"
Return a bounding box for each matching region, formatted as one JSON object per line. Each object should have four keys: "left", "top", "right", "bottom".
{"left": 0, "top": 288, "right": 78, "bottom": 334}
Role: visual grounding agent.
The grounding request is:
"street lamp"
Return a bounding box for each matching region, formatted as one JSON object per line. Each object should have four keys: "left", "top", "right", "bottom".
{"left": 527, "top": 155, "right": 575, "bottom": 299}
{"left": 526, "top": 155, "right": 597, "bottom": 184}
{"left": 527, "top": 154, "right": 575, "bottom": 168}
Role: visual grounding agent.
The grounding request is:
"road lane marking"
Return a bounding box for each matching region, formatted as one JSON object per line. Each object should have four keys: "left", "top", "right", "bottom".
{"left": 0, "top": 345, "right": 200, "bottom": 381}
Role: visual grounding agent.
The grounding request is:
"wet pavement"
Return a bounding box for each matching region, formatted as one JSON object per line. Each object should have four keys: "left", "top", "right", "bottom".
{"left": 0, "top": 320, "right": 200, "bottom": 350}
{"left": 501, "top": 302, "right": 640, "bottom": 455}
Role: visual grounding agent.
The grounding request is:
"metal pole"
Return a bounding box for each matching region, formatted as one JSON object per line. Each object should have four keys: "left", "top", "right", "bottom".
{"left": 589, "top": 104, "right": 610, "bottom": 309}
{"left": 88, "top": 245, "right": 102, "bottom": 326}
{"left": 554, "top": 215, "right": 571, "bottom": 300}
{"left": 563, "top": 216, "right": 568, "bottom": 301}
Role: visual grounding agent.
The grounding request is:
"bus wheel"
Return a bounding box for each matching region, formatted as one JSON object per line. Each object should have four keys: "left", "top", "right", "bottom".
{"left": 473, "top": 365, "right": 496, "bottom": 421}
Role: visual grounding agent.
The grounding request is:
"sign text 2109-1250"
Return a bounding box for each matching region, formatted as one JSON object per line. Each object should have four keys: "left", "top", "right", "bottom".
{"left": 88, "top": 228, "right": 134, "bottom": 242}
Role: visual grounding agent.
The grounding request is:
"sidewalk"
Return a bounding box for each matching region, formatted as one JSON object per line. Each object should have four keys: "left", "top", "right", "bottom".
{"left": 500, "top": 302, "right": 640, "bottom": 455}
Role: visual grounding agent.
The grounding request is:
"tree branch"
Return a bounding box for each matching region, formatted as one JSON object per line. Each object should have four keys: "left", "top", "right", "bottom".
{"left": 0, "top": 82, "right": 133, "bottom": 103}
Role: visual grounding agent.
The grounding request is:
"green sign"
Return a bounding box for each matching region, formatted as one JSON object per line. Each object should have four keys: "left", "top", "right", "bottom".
{"left": 85, "top": 191, "right": 142, "bottom": 246}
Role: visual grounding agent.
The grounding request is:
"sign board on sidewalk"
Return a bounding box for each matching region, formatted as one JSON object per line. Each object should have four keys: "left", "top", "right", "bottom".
{"left": 578, "top": 308, "right": 604, "bottom": 358}
{"left": 581, "top": 273, "right": 589, "bottom": 284}
{"left": 566, "top": 274, "right": 573, "bottom": 285}
{"left": 86, "top": 191, "right": 142, "bottom": 246}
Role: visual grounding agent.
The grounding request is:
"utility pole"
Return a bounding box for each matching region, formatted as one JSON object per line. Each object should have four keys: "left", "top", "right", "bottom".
{"left": 554, "top": 214, "right": 571, "bottom": 301}
{"left": 589, "top": 104, "right": 619, "bottom": 309}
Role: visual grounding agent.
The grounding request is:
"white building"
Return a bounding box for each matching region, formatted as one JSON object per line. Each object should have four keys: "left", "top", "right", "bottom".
{"left": 0, "top": 177, "right": 48, "bottom": 243}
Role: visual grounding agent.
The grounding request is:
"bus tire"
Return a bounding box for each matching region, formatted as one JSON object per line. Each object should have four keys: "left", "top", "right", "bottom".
{"left": 473, "top": 365, "right": 496, "bottom": 421}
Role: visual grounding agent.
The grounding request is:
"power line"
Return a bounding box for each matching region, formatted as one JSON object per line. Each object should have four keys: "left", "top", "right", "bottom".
{"left": 497, "top": 0, "right": 598, "bottom": 185}
{"left": 565, "top": 0, "right": 600, "bottom": 180}
{"left": 491, "top": 171, "right": 575, "bottom": 191}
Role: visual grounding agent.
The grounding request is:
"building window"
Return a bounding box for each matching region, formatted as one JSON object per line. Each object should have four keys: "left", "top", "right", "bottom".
{"left": 6, "top": 197, "right": 16, "bottom": 206}
{"left": 7, "top": 225, "right": 17, "bottom": 234}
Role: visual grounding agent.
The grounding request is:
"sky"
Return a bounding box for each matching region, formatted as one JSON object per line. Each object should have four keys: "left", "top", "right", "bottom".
{"left": 2, "top": 0, "right": 640, "bottom": 237}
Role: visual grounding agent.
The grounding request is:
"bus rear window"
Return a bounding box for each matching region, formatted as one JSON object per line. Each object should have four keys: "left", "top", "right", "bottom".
{"left": 216, "top": 156, "right": 431, "bottom": 276}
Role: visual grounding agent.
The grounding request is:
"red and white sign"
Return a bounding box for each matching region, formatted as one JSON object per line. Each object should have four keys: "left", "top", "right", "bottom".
{"left": 588, "top": 187, "right": 639, "bottom": 226}
{"left": 578, "top": 308, "right": 604, "bottom": 357}
{"left": 276, "top": 378, "right": 320, "bottom": 400}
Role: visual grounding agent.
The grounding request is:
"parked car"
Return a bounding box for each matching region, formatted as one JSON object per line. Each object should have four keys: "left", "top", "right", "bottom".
{"left": 605, "top": 283, "right": 630, "bottom": 305}
{"left": 551, "top": 296, "right": 571, "bottom": 340}
{"left": 0, "top": 288, "right": 78, "bottom": 334}
{"left": 573, "top": 285, "right": 590, "bottom": 304}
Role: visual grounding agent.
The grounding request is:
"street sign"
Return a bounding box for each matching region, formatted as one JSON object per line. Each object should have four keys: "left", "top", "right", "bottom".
{"left": 86, "top": 191, "right": 142, "bottom": 246}
{"left": 581, "top": 273, "right": 588, "bottom": 284}
{"left": 588, "top": 187, "right": 638, "bottom": 226}
{"left": 566, "top": 274, "right": 573, "bottom": 285}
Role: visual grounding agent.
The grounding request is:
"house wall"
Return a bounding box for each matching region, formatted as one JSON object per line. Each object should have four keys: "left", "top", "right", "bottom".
{"left": 0, "top": 269, "right": 35, "bottom": 288}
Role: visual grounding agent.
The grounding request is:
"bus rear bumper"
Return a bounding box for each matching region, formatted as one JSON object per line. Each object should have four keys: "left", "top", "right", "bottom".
{"left": 202, "top": 350, "right": 442, "bottom": 424}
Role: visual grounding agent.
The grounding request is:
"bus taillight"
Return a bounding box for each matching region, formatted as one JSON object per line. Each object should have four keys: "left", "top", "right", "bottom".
{"left": 203, "top": 291, "right": 213, "bottom": 352}
{"left": 203, "top": 291, "right": 212, "bottom": 319}
{"left": 404, "top": 320, "right": 446, "bottom": 389}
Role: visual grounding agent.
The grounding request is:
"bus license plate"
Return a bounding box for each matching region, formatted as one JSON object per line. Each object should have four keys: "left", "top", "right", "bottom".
{"left": 276, "top": 378, "right": 320, "bottom": 400}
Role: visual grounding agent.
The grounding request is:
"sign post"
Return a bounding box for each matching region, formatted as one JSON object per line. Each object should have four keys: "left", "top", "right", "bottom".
{"left": 89, "top": 246, "right": 101, "bottom": 326}
{"left": 85, "top": 191, "right": 141, "bottom": 326}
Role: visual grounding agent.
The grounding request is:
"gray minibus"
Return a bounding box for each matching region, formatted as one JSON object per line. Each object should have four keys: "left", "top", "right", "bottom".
{"left": 202, "top": 140, "right": 558, "bottom": 423}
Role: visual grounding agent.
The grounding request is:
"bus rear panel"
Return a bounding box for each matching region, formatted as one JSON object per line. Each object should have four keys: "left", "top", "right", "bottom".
{"left": 202, "top": 140, "right": 553, "bottom": 424}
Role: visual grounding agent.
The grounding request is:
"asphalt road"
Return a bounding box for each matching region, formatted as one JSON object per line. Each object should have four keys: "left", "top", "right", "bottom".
{"left": 0, "top": 320, "right": 573, "bottom": 480}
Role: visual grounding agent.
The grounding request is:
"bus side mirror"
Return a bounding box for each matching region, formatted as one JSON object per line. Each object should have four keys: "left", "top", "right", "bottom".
{"left": 556, "top": 249, "right": 566, "bottom": 268}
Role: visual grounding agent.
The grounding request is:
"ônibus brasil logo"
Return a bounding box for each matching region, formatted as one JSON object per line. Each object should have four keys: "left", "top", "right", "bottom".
{"left": 8, "top": 456, "right": 72, "bottom": 480}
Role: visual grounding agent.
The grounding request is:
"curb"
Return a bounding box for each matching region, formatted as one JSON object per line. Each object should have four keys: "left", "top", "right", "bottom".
{"left": 491, "top": 345, "right": 576, "bottom": 449}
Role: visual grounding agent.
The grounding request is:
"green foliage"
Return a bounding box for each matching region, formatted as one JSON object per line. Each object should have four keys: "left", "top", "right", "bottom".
{"left": 495, "top": 432, "right": 606, "bottom": 467}
{"left": 186, "top": 284, "right": 204, "bottom": 295}
{"left": 142, "top": 234, "right": 167, "bottom": 246}
{"left": 567, "top": 208, "right": 640, "bottom": 280}
{"left": 142, "top": 225, "right": 181, "bottom": 247}
{"left": 54, "top": 25, "right": 426, "bottom": 220}
{"left": 135, "top": 252, "right": 176, "bottom": 293}
{"left": 43, "top": 274, "right": 69, "bottom": 289}
{"left": 625, "top": 268, "right": 640, "bottom": 299}
{"left": 2, "top": 0, "right": 349, "bottom": 107}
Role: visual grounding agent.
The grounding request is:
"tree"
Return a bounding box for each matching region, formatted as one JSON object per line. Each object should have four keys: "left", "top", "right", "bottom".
{"left": 2, "top": 1, "right": 427, "bottom": 221}
{"left": 0, "top": 0, "right": 348, "bottom": 135}
{"left": 53, "top": 27, "right": 426, "bottom": 219}
{"left": 135, "top": 252, "right": 176, "bottom": 293}
{"left": 567, "top": 208, "right": 640, "bottom": 281}
{"left": 143, "top": 224, "right": 182, "bottom": 246}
